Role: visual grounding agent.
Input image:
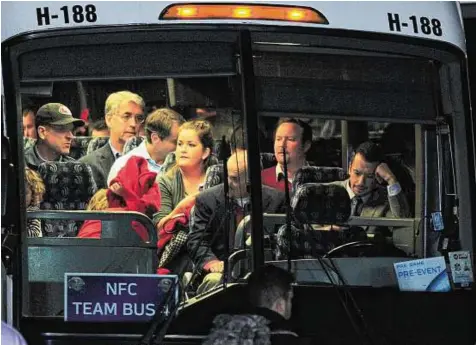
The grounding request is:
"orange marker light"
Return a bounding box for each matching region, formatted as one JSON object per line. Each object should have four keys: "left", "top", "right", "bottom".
{"left": 160, "top": 4, "right": 328, "bottom": 24}
{"left": 287, "top": 9, "right": 305, "bottom": 21}
{"left": 233, "top": 7, "right": 252, "bottom": 18}
{"left": 176, "top": 7, "right": 198, "bottom": 18}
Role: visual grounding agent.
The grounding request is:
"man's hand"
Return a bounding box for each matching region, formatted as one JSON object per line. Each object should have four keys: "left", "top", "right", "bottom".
{"left": 208, "top": 261, "right": 224, "bottom": 273}
{"left": 110, "top": 182, "right": 124, "bottom": 196}
{"left": 375, "top": 163, "right": 397, "bottom": 185}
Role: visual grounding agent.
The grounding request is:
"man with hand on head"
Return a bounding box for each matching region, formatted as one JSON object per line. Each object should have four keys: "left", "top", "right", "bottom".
{"left": 328, "top": 141, "right": 410, "bottom": 234}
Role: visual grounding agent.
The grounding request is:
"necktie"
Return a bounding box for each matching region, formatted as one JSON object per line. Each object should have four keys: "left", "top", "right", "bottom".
{"left": 351, "top": 196, "right": 363, "bottom": 216}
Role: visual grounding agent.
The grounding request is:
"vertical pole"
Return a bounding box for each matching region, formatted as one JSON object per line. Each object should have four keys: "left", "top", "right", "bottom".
{"left": 238, "top": 30, "right": 264, "bottom": 271}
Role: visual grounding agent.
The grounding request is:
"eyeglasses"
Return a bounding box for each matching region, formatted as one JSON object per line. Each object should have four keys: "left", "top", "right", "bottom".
{"left": 118, "top": 113, "right": 146, "bottom": 124}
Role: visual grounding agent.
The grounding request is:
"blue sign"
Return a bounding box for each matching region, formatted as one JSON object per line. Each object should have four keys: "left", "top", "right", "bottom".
{"left": 64, "top": 273, "right": 178, "bottom": 322}
{"left": 393, "top": 257, "right": 451, "bottom": 292}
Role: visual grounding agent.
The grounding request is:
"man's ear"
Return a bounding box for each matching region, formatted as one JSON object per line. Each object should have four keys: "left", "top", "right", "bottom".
{"left": 37, "top": 126, "right": 46, "bottom": 140}
{"left": 150, "top": 132, "right": 159, "bottom": 143}
{"left": 273, "top": 298, "right": 286, "bottom": 315}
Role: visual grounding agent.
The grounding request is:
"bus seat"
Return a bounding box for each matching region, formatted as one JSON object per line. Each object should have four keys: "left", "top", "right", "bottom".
{"left": 123, "top": 136, "right": 145, "bottom": 154}
{"left": 23, "top": 137, "right": 36, "bottom": 151}
{"left": 86, "top": 136, "right": 109, "bottom": 155}
{"left": 260, "top": 152, "right": 277, "bottom": 169}
{"left": 292, "top": 183, "right": 351, "bottom": 227}
{"left": 292, "top": 166, "right": 348, "bottom": 192}
{"left": 70, "top": 136, "right": 94, "bottom": 159}
{"left": 25, "top": 210, "right": 158, "bottom": 317}
{"left": 275, "top": 183, "right": 364, "bottom": 259}
{"left": 203, "top": 164, "right": 224, "bottom": 190}
{"left": 213, "top": 138, "right": 231, "bottom": 162}
{"left": 38, "top": 161, "right": 98, "bottom": 237}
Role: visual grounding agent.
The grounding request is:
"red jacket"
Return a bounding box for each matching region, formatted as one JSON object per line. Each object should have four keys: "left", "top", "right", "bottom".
{"left": 261, "top": 166, "right": 286, "bottom": 192}
{"left": 78, "top": 156, "right": 161, "bottom": 241}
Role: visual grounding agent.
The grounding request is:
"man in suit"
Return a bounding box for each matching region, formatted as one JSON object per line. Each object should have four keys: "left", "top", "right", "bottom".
{"left": 261, "top": 118, "right": 312, "bottom": 192}
{"left": 187, "top": 151, "right": 286, "bottom": 294}
{"left": 80, "top": 91, "right": 145, "bottom": 189}
{"left": 329, "top": 141, "right": 410, "bottom": 235}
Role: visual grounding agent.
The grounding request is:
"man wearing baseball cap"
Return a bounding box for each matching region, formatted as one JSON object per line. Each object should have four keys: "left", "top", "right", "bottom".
{"left": 24, "top": 103, "right": 85, "bottom": 170}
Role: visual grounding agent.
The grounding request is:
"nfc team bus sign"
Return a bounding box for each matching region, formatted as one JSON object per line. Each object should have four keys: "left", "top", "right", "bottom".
{"left": 64, "top": 273, "right": 178, "bottom": 322}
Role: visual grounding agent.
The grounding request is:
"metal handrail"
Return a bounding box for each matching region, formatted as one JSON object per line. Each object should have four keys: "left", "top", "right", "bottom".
{"left": 27, "top": 210, "right": 158, "bottom": 244}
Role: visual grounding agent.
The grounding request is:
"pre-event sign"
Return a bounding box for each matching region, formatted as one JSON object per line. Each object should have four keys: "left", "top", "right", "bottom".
{"left": 393, "top": 257, "right": 451, "bottom": 292}
{"left": 65, "top": 273, "right": 178, "bottom": 322}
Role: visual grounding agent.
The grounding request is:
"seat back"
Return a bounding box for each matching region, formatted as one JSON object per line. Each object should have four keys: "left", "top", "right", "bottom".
{"left": 70, "top": 136, "right": 94, "bottom": 159}
{"left": 123, "top": 136, "right": 145, "bottom": 154}
{"left": 275, "top": 183, "right": 356, "bottom": 259}
{"left": 203, "top": 163, "right": 224, "bottom": 190}
{"left": 292, "top": 183, "right": 351, "bottom": 226}
{"left": 260, "top": 152, "right": 277, "bottom": 169}
{"left": 38, "top": 162, "right": 98, "bottom": 237}
{"left": 292, "top": 166, "right": 348, "bottom": 192}
{"left": 213, "top": 139, "right": 231, "bottom": 162}
{"left": 24, "top": 210, "right": 158, "bottom": 316}
{"left": 86, "top": 136, "right": 109, "bottom": 155}
{"left": 23, "top": 137, "right": 36, "bottom": 151}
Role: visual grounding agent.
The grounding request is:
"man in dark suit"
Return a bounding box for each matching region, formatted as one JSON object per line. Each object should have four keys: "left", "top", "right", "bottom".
{"left": 80, "top": 91, "right": 145, "bottom": 189}
{"left": 187, "top": 151, "right": 286, "bottom": 293}
{"left": 328, "top": 141, "right": 410, "bottom": 235}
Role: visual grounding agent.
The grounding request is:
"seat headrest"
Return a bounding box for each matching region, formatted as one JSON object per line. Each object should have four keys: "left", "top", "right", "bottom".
{"left": 123, "top": 136, "right": 145, "bottom": 154}
{"left": 292, "top": 183, "right": 351, "bottom": 226}
{"left": 203, "top": 164, "right": 224, "bottom": 190}
{"left": 260, "top": 153, "right": 277, "bottom": 169}
{"left": 70, "top": 136, "right": 94, "bottom": 159}
{"left": 293, "top": 166, "right": 348, "bottom": 191}
{"left": 38, "top": 161, "right": 98, "bottom": 203}
{"left": 87, "top": 136, "right": 109, "bottom": 155}
{"left": 23, "top": 137, "right": 36, "bottom": 150}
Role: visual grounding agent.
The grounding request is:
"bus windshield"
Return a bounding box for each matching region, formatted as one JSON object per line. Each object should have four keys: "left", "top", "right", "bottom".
{"left": 2, "top": 2, "right": 475, "bottom": 344}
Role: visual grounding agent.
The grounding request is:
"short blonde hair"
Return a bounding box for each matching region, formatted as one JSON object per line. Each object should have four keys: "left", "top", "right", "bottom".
{"left": 86, "top": 189, "right": 109, "bottom": 211}
{"left": 104, "top": 91, "right": 145, "bottom": 118}
{"left": 25, "top": 167, "right": 45, "bottom": 207}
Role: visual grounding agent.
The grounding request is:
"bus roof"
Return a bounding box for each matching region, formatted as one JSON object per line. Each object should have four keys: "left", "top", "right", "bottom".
{"left": 1, "top": 1, "right": 466, "bottom": 51}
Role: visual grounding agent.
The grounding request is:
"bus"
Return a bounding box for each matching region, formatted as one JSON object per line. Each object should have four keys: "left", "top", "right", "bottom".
{"left": 2, "top": 2, "right": 475, "bottom": 344}
{"left": 462, "top": 2, "right": 476, "bottom": 125}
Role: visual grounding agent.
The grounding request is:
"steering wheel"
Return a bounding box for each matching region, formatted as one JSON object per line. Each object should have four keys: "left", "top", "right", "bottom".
{"left": 323, "top": 240, "right": 408, "bottom": 258}
{"left": 323, "top": 241, "right": 376, "bottom": 258}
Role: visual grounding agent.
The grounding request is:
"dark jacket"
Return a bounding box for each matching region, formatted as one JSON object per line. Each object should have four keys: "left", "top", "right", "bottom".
{"left": 24, "top": 144, "right": 75, "bottom": 171}
{"left": 79, "top": 143, "right": 115, "bottom": 189}
{"left": 187, "top": 184, "right": 285, "bottom": 269}
{"left": 203, "top": 308, "right": 298, "bottom": 345}
{"left": 256, "top": 307, "right": 299, "bottom": 345}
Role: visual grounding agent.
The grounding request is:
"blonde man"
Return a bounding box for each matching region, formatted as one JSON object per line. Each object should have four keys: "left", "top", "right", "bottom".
{"left": 80, "top": 91, "right": 145, "bottom": 189}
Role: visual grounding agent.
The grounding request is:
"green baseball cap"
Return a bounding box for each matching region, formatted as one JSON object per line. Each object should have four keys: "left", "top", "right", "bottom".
{"left": 35, "top": 103, "right": 85, "bottom": 128}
